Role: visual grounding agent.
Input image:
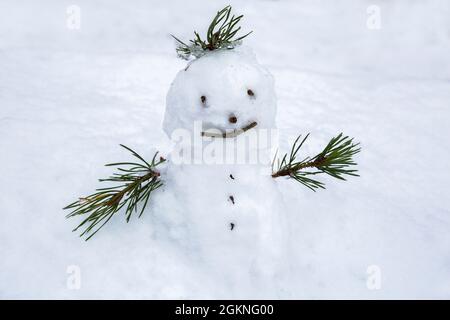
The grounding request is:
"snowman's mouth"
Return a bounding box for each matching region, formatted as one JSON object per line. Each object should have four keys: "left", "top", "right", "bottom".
{"left": 201, "top": 121, "right": 257, "bottom": 138}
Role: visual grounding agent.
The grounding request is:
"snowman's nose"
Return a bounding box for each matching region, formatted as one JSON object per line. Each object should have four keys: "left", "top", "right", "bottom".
{"left": 228, "top": 114, "right": 238, "bottom": 124}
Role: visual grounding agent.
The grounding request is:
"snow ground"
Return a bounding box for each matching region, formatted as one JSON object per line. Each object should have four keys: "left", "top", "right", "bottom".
{"left": 1, "top": 0, "right": 450, "bottom": 299}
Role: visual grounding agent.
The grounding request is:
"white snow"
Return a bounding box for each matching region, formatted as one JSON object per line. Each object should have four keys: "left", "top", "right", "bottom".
{"left": 1, "top": 0, "right": 450, "bottom": 299}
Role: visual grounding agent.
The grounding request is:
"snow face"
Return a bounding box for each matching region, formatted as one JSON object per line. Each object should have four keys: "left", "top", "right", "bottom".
{"left": 163, "top": 46, "right": 277, "bottom": 137}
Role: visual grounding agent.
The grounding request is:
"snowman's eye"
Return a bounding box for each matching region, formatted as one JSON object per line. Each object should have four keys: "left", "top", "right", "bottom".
{"left": 200, "top": 95, "right": 207, "bottom": 106}
{"left": 228, "top": 115, "right": 238, "bottom": 124}
{"left": 247, "top": 89, "right": 255, "bottom": 97}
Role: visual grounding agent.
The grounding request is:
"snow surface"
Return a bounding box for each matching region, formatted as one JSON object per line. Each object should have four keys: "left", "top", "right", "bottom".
{"left": 1, "top": 0, "right": 450, "bottom": 299}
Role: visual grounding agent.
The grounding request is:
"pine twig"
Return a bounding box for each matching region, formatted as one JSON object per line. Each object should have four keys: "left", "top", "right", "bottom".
{"left": 272, "top": 133, "right": 361, "bottom": 191}
{"left": 201, "top": 121, "right": 257, "bottom": 138}
{"left": 171, "top": 5, "right": 252, "bottom": 60}
{"left": 64, "top": 145, "right": 165, "bottom": 240}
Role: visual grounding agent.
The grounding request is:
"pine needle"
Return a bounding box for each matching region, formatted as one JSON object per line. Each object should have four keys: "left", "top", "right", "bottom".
{"left": 171, "top": 5, "right": 252, "bottom": 60}
{"left": 272, "top": 133, "right": 361, "bottom": 191}
{"left": 64, "top": 145, "right": 165, "bottom": 240}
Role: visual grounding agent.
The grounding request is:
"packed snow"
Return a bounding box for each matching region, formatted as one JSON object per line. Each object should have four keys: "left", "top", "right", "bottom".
{"left": 1, "top": 0, "right": 450, "bottom": 299}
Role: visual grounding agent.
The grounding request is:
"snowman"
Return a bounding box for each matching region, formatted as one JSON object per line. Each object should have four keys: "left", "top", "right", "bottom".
{"left": 155, "top": 43, "right": 289, "bottom": 294}
{"left": 65, "top": 6, "right": 360, "bottom": 297}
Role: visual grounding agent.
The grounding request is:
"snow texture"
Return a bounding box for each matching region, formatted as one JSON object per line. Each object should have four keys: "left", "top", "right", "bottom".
{"left": 1, "top": 0, "right": 450, "bottom": 299}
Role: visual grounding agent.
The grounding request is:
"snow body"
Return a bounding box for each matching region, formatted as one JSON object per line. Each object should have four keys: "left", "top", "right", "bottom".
{"left": 154, "top": 47, "right": 290, "bottom": 296}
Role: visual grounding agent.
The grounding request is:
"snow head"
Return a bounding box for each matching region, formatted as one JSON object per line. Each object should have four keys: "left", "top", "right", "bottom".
{"left": 163, "top": 46, "right": 277, "bottom": 138}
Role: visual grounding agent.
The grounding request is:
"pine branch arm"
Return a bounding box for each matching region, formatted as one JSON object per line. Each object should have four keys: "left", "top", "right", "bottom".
{"left": 64, "top": 145, "right": 166, "bottom": 240}
{"left": 272, "top": 133, "right": 361, "bottom": 191}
